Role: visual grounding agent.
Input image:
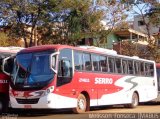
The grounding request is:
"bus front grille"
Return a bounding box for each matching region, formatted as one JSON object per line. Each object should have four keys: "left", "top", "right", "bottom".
{"left": 16, "top": 98, "right": 39, "bottom": 104}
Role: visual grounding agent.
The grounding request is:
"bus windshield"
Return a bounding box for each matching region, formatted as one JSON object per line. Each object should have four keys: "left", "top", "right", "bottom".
{"left": 11, "top": 51, "right": 55, "bottom": 89}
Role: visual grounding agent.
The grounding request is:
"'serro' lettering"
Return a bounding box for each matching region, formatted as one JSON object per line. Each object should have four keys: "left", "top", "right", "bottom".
{"left": 95, "top": 77, "right": 113, "bottom": 84}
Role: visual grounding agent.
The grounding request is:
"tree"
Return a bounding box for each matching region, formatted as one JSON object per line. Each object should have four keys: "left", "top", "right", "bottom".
{"left": 0, "top": 32, "right": 9, "bottom": 46}
{"left": 0, "top": 0, "right": 129, "bottom": 48}
{"left": 0, "top": 31, "right": 18, "bottom": 46}
{"left": 41, "top": 0, "right": 108, "bottom": 46}
{"left": 120, "top": 40, "right": 151, "bottom": 59}
{"left": 126, "top": 0, "right": 159, "bottom": 36}
{"left": 148, "top": 1, "right": 160, "bottom": 27}
{"left": 64, "top": 0, "right": 129, "bottom": 46}
{"left": 92, "top": 0, "right": 129, "bottom": 46}
{"left": 121, "top": 0, "right": 160, "bottom": 61}
{"left": 0, "top": 0, "right": 62, "bottom": 47}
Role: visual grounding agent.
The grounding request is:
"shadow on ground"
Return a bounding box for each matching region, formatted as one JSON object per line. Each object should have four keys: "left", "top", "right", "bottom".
{"left": 1, "top": 102, "right": 160, "bottom": 117}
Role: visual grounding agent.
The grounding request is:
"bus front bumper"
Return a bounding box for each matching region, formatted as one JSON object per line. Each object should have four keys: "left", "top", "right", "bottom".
{"left": 10, "top": 93, "right": 77, "bottom": 109}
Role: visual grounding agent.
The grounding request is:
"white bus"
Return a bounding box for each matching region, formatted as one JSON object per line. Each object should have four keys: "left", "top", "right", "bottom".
{"left": 3, "top": 45, "right": 158, "bottom": 113}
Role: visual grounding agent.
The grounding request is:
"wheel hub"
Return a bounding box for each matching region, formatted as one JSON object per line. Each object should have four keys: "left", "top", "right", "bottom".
{"left": 78, "top": 99, "right": 85, "bottom": 110}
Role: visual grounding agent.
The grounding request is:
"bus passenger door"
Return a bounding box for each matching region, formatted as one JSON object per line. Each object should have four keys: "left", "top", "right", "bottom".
{"left": 57, "top": 59, "right": 72, "bottom": 86}
{"left": 55, "top": 49, "right": 75, "bottom": 108}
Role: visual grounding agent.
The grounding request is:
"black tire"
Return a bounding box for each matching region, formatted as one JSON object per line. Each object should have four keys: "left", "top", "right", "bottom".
{"left": 128, "top": 92, "right": 139, "bottom": 108}
{"left": 0, "top": 96, "right": 9, "bottom": 114}
{"left": 0, "top": 99, "right": 2, "bottom": 114}
{"left": 73, "top": 94, "right": 87, "bottom": 114}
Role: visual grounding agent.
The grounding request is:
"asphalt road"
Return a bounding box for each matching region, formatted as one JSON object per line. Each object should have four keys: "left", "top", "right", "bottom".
{"left": 1, "top": 103, "right": 160, "bottom": 119}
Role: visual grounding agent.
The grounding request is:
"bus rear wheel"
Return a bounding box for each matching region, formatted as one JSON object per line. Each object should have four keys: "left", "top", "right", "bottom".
{"left": 73, "top": 94, "right": 87, "bottom": 114}
{"left": 127, "top": 92, "right": 139, "bottom": 108}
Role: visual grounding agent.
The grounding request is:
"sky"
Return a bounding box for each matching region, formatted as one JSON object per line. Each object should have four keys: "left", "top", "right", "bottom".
{"left": 93, "top": 0, "right": 160, "bottom": 21}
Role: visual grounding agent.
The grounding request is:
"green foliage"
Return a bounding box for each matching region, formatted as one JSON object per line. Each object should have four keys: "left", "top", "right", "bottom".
{"left": 0, "top": 0, "right": 129, "bottom": 47}
{"left": 64, "top": 0, "right": 104, "bottom": 45}
{"left": 40, "top": 0, "right": 110, "bottom": 46}
{"left": 148, "top": 2, "right": 160, "bottom": 26}
{"left": 0, "top": 0, "right": 62, "bottom": 47}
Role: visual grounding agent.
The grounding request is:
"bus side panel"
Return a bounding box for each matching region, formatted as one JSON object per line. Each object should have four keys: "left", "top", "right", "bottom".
{"left": 98, "top": 76, "right": 157, "bottom": 105}
{"left": 55, "top": 71, "right": 124, "bottom": 107}
{"left": 54, "top": 72, "right": 157, "bottom": 107}
{"left": 0, "top": 73, "right": 9, "bottom": 93}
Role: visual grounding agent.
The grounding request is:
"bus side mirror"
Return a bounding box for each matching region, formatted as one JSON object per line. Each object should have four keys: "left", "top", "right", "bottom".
{"left": 52, "top": 57, "right": 56, "bottom": 68}
{"left": 2, "top": 57, "right": 14, "bottom": 75}
{"left": 50, "top": 56, "right": 57, "bottom": 74}
{"left": 50, "top": 52, "right": 59, "bottom": 74}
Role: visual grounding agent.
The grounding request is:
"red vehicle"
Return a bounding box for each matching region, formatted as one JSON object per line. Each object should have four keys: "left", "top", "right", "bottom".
{"left": 0, "top": 47, "right": 23, "bottom": 113}
{"left": 3, "top": 45, "right": 158, "bottom": 113}
{"left": 155, "top": 63, "right": 160, "bottom": 101}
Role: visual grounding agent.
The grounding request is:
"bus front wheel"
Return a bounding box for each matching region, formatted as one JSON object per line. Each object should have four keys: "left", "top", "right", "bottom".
{"left": 73, "top": 94, "right": 87, "bottom": 114}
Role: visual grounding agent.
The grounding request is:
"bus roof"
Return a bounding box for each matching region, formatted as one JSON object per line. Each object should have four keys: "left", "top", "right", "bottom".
{"left": 0, "top": 46, "right": 24, "bottom": 53}
{"left": 18, "top": 45, "right": 72, "bottom": 53}
{"left": 78, "top": 46, "right": 117, "bottom": 55}
{"left": 19, "top": 45, "right": 118, "bottom": 55}
{"left": 18, "top": 44, "right": 154, "bottom": 63}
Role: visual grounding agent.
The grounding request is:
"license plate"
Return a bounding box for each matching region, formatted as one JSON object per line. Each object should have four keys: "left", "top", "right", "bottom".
{"left": 24, "top": 105, "right": 32, "bottom": 108}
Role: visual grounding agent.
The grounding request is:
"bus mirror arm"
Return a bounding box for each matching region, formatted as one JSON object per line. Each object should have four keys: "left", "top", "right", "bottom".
{"left": 2, "top": 56, "right": 13, "bottom": 76}
{"left": 51, "top": 68, "right": 57, "bottom": 74}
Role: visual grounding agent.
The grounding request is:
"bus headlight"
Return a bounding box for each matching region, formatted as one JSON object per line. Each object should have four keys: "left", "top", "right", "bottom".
{"left": 43, "top": 86, "right": 54, "bottom": 96}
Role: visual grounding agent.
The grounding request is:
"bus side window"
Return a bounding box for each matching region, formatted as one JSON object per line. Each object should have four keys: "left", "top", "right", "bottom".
{"left": 145, "top": 63, "right": 150, "bottom": 76}
{"left": 108, "top": 57, "right": 114, "bottom": 73}
{"left": 148, "top": 63, "right": 154, "bottom": 76}
{"left": 134, "top": 61, "right": 140, "bottom": 75}
{"left": 99, "top": 56, "right": 108, "bottom": 72}
{"left": 122, "top": 59, "right": 128, "bottom": 74}
{"left": 74, "top": 51, "right": 83, "bottom": 71}
{"left": 144, "top": 63, "right": 154, "bottom": 77}
{"left": 92, "top": 54, "right": 100, "bottom": 71}
{"left": 83, "top": 53, "right": 92, "bottom": 71}
{"left": 140, "top": 62, "right": 145, "bottom": 76}
{"left": 115, "top": 58, "right": 122, "bottom": 73}
{"left": 128, "top": 60, "right": 134, "bottom": 75}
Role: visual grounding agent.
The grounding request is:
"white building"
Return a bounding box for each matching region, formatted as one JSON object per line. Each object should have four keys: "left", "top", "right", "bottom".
{"left": 133, "top": 15, "right": 160, "bottom": 35}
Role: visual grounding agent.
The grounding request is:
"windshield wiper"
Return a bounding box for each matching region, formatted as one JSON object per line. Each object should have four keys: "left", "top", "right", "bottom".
{"left": 13, "top": 63, "right": 30, "bottom": 85}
